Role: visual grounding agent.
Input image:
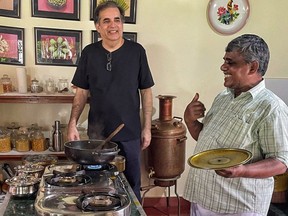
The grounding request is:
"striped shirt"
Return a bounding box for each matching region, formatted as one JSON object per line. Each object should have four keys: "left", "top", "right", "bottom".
{"left": 183, "top": 80, "right": 288, "bottom": 216}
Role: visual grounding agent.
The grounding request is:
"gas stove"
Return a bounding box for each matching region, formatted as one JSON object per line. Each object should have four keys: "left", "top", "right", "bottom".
{"left": 34, "top": 163, "right": 131, "bottom": 215}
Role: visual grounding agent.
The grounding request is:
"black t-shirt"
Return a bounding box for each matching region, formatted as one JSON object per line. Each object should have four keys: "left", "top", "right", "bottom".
{"left": 72, "top": 39, "right": 154, "bottom": 141}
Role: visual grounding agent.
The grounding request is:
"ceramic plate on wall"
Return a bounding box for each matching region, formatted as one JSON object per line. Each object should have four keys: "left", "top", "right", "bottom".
{"left": 207, "top": 0, "right": 250, "bottom": 35}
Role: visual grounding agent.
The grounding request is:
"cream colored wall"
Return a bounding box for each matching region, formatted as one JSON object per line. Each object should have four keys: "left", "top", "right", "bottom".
{"left": 1, "top": 0, "right": 288, "bottom": 198}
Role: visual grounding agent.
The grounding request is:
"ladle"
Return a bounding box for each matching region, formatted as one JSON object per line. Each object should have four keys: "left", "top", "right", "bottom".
{"left": 96, "top": 123, "right": 125, "bottom": 150}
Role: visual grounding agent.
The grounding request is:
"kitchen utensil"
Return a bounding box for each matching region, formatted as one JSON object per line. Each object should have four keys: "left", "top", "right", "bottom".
{"left": 96, "top": 123, "right": 125, "bottom": 150}
{"left": 188, "top": 148, "right": 252, "bottom": 170}
{"left": 64, "top": 140, "right": 120, "bottom": 164}
{"left": 5, "top": 173, "right": 41, "bottom": 198}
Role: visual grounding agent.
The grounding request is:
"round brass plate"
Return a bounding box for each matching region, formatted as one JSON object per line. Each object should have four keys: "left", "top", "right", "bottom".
{"left": 188, "top": 148, "right": 252, "bottom": 170}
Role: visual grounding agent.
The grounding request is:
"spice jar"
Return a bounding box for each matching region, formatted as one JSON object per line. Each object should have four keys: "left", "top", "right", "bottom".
{"left": 0, "top": 128, "right": 11, "bottom": 153}
{"left": 1, "top": 74, "right": 13, "bottom": 93}
{"left": 15, "top": 127, "right": 30, "bottom": 152}
{"left": 31, "top": 128, "right": 46, "bottom": 152}
{"left": 57, "top": 78, "right": 69, "bottom": 92}
{"left": 6, "top": 122, "right": 20, "bottom": 149}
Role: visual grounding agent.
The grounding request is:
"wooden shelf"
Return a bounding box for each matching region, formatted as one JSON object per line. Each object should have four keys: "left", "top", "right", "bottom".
{"left": 0, "top": 149, "right": 66, "bottom": 160}
{"left": 0, "top": 93, "right": 75, "bottom": 103}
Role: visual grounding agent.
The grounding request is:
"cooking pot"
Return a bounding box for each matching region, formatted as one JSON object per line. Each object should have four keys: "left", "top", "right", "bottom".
{"left": 5, "top": 173, "right": 41, "bottom": 198}
{"left": 64, "top": 140, "right": 120, "bottom": 165}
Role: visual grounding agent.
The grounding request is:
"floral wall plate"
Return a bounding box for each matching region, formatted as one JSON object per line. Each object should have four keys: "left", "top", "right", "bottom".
{"left": 207, "top": 0, "right": 250, "bottom": 35}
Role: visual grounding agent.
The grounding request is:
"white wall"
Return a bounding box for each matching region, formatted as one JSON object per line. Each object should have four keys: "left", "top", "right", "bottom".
{"left": 1, "top": 0, "right": 288, "bottom": 198}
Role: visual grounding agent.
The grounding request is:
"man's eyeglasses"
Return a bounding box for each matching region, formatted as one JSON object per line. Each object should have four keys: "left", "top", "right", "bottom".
{"left": 106, "top": 53, "right": 112, "bottom": 71}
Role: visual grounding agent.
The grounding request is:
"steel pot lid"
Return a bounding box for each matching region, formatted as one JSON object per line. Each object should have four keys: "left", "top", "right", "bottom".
{"left": 23, "top": 154, "right": 58, "bottom": 166}
{"left": 15, "top": 164, "right": 44, "bottom": 173}
{"left": 6, "top": 173, "right": 40, "bottom": 187}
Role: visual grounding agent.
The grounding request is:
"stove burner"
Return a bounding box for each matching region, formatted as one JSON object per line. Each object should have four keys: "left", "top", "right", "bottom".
{"left": 76, "top": 192, "right": 123, "bottom": 211}
{"left": 46, "top": 171, "right": 92, "bottom": 187}
{"left": 83, "top": 164, "right": 116, "bottom": 172}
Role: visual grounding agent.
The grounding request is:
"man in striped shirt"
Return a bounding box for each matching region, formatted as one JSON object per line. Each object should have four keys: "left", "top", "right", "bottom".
{"left": 183, "top": 34, "right": 288, "bottom": 216}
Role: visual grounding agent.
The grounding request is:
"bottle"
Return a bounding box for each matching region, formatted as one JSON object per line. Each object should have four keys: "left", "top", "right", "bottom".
{"left": 52, "top": 120, "right": 63, "bottom": 152}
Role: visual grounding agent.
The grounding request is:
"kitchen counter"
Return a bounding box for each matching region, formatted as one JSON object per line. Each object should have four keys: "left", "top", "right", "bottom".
{"left": 0, "top": 173, "right": 146, "bottom": 216}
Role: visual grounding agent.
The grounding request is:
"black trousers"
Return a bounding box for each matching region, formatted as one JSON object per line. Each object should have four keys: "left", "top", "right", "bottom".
{"left": 116, "top": 139, "right": 141, "bottom": 202}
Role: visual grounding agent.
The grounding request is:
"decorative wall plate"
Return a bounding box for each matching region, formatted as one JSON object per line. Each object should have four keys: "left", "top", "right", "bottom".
{"left": 207, "top": 0, "right": 250, "bottom": 35}
{"left": 188, "top": 148, "right": 252, "bottom": 170}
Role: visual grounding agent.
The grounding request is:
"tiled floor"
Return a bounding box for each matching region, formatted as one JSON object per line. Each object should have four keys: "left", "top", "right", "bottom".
{"left": 142, "top": 197, "right": 190, "bottom": 216}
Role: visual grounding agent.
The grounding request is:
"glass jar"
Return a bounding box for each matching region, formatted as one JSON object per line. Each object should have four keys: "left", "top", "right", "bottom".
{"left": 57, "top": 78, "right": 69, "bottom": 92}
{"left": 0, "top": 128, "right": 11, "bottom": 153}
{"left": 6, "top": 122, "right": 20, "bottom": 149}
{"left": 45, "top": 78, "right": 56, "bottom": 94}
{"left": 1, "top": 74, "right": 13, "bottom": 93}
{"left": 15, "top": 127, "right": 30, "bottom": 152}
{"left": 31, "top": 129, "right": 46, "bottom": 152}
{"left": 30, "top": 78, "right": 40, "bottom": 93}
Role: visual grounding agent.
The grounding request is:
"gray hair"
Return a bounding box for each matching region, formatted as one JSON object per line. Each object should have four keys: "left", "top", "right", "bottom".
{"left": 93, "top": 1, "right": 125, "bottom": 24}
{"left": 225, "top": 34, "right": 270, "bottom": 76}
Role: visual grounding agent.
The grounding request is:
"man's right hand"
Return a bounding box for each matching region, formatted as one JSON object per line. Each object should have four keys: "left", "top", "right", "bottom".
{"left": 184, "top": 93, "right": 206, "bottom": 123}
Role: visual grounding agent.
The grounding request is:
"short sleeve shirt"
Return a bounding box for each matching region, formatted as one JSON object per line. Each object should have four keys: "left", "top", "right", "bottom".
{"left": 72, "top": 39, "right": 154, "bottom": 141}
{"left": 183, "top": 80, "right": 288, "bottom": 216}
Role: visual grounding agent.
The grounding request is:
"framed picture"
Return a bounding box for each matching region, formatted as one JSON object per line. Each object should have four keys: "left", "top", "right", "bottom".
{"left": 0, "top": 26, "right": 24, "bottom": 65}
{"left": 123, "top": 32, "right": 137, "bottom": 42}
{"left": 34, "top": 27, "right": 82, "bottom": 66}
{"left": 90, "top": 0, "right": 137, "bottom": 24}
{"left": 92, "top": 30, "right": 137, "bottom": 43}
{"left": 0, "top": 0, "right": 20, "bottom": 18}
{"left": 31, "top": 0, "right": 80, "bottom": 21}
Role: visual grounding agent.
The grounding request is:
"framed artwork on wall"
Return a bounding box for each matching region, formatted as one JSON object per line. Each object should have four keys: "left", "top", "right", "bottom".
{"left": 34, "top": 27, "right": 82, "bottom": 66}
{"left": 90, "top": 0, "right": 137, "bottom": 24}
{"left": 0, "top": 25, "right": 24, "bottom": 65}
{"left": 92, "top": 30, "right": 137, "bottom": 43}
{"left": 0, "top": 0, "right": 20, "bottom": 18}
{"left": 31, "top": 0, "right": 80, "bottom": 21}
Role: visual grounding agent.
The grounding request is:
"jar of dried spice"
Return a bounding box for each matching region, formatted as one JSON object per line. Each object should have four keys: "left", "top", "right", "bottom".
{"left": 15, "top": 127, "right": 30, "bottom": 152}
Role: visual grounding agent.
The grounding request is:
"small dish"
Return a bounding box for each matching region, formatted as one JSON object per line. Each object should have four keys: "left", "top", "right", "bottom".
{"left": 207, "top": 0, "right": 250, "bottom": 35}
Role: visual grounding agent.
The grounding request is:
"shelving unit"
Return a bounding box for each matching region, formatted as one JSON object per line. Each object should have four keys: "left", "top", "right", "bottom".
{"left": 0, "top": 92, "right": 76, "bottom": 159}
{"left": 0, "top": 92, "right": 75, "bottom": 104}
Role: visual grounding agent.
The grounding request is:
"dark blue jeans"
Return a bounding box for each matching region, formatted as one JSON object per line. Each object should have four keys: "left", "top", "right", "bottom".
{"left": 116, "top": 139, "right": 141, "bottom": 202}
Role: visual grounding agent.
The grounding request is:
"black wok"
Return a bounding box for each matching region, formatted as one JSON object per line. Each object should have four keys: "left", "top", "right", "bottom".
{"left": 64, "top": 140, "right": 120, "bottom": 165}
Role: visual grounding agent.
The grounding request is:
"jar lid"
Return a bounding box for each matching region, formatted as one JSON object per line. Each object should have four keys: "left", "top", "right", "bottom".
{"left": 7, "top": 122, "right": 20, "bottom": 130}
{"left": 1, "top": 74, "right": 10, "bottom": 81}
{"left": 0, "top": 128, "right": 9, "bottom": 137}
{"left": 31, "top": 78, "right": 39, "bottom": 83}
